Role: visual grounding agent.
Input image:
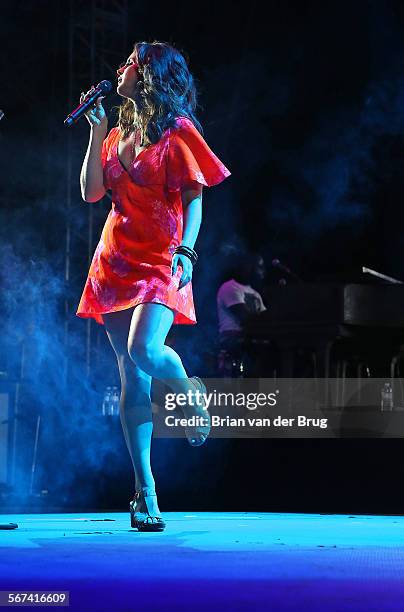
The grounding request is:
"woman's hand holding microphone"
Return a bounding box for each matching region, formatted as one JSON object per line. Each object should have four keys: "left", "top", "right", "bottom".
{"left": 80, "top": 86, "right": 108, "bottom": 135}
{"left": 79, "top": 86, "right": 108, "bottom": 202}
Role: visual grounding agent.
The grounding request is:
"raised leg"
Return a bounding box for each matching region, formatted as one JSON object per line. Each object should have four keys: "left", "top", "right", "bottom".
{"left": 128, "top": 303, "right": 209, "bottom": 445}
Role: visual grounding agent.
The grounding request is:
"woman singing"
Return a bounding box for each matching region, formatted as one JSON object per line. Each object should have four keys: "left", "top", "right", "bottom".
{"left": 76, "top": 41, "right": 230, "bottom": 532}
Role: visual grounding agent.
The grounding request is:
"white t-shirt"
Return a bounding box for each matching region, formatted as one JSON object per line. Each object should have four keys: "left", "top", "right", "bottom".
{"left": 217, "top": 279, "right": 267, "bottom": 333}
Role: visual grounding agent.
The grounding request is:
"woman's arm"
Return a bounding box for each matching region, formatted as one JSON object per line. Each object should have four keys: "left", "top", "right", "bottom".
{"left": 181, "top": 183, "right": 203, "bottom": 248}
{"left": 80, "top": 127, "right": 107, "bottom": 202}
{"left": 79, "top": 93, "right": 108, "bottom": 202}
{"left": 171, "top": 183, "right": 203, "bottom": 289}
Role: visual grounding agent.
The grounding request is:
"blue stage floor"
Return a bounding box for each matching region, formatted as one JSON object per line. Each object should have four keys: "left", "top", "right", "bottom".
{"left": 0, "top": 512, "right": 403, "bottom": 611}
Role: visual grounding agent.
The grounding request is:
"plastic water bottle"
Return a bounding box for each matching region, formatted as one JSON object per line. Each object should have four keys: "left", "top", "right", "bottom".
{"left": 111, "top": 386, "right": 120, "bottom": 416}
{"left": 102, "top": 386, "right": 112, "bottom": 416}
{"left": 381, "top": 382, "right": 393, "bottom": 411}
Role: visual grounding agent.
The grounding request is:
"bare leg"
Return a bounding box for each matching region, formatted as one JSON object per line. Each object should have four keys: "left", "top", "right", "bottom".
{"left": 128, "top": 303, "right": 194, "bottom": 388}
{"left": 103, "top": 308, "right": 157, "bottom": 499}
{"left": 128, "top": 303, "right": 208, "bottom": 444}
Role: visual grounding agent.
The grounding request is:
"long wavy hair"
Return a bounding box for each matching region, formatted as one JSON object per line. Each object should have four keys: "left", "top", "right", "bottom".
{"left": 117, "top": 41, "right": 203, "bottom": 144}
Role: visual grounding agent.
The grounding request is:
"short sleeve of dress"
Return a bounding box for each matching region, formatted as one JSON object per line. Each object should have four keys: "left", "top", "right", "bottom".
{"left": 101, "top": 127, "right": 120, "bottom": 191}
{"left": 167, "top": 117, "right": 231, "bottom": 192}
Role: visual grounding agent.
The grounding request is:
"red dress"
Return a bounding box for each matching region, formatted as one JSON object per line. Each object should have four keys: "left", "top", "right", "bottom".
{"left": 76, "top": 117, "right": 231, "bottom": 325}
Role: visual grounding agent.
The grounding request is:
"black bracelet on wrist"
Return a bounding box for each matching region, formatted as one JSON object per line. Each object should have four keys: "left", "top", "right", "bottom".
{"left": 173, "top": 245, "right": 198, "bottom": 266}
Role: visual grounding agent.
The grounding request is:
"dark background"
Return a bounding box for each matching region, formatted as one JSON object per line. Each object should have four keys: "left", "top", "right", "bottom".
{"left": 1, "top": 0, "right": 404, "bottom": 514}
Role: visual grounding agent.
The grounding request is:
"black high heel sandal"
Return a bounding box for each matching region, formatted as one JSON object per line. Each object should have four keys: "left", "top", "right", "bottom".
{"left": 129, "top": 490, "right": 166, "bottom": 532}
{"left": 184, "top": 376, "right": 211, "bottom": 447}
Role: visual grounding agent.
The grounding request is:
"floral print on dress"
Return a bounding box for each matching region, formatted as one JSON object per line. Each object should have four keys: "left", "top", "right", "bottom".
{"left": 107, "top": 250, "right": 132, "bottom": 278}
{"left": 150, "top": 199, "right": 177, "bottom": 236}
{"left": 193, "top": 170, "right": 206, "bottom": 184}
{"left": 77, "top": 119, "right": 230, "bottom": 326}
{"left": 131, "top": 136, "right": 170, "bottom": 187}
{"left": 90, "top": 278, "right": 117, "bottom": 309}
{"left": 109, "top": 160, "right": 124, "bottom": 180}
{"left": 168, "top": 243, "right": 179, "bottom": 256}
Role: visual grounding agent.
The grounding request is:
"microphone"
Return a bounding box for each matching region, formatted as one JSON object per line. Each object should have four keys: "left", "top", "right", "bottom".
{"left": 64, "top": 80, "right": 112, "bottom": 127}
{"left": 272, "top": 258, "right": 301, "bottom": 281}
